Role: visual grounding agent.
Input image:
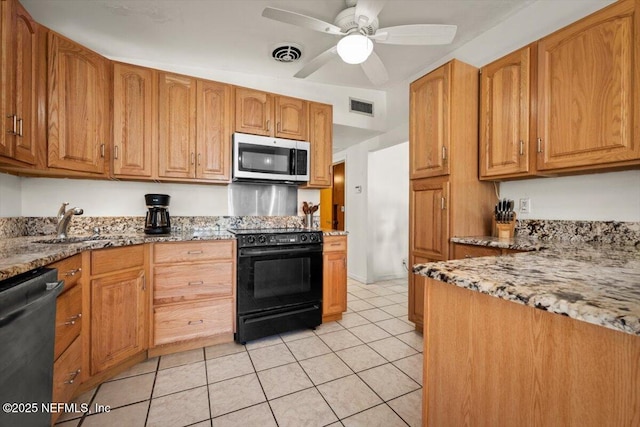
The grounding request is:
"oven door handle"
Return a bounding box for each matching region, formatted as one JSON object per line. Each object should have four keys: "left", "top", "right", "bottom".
{"left": 239, "top": 246, "right": 322, "bottom": 257}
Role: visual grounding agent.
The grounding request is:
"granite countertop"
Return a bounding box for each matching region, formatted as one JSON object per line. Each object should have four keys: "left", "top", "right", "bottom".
{"left": 414, "top": 236, "right": 640, "bottom": 336}
{"left": 0, "top": 229, "right": 348, "bottom": 281}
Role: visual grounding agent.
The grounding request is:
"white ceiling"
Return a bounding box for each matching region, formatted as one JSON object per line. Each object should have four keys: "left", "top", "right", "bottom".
{"left": 21, "top": 0, "right": 537, "bottom": 152}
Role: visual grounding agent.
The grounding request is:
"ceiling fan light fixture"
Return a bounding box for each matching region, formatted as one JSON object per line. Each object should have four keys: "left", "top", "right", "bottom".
{"left": 336, "top": 34, "right": 373, "bottom": 64}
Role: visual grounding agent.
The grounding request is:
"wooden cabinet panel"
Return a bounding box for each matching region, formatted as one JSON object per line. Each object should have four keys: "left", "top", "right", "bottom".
{"left": 480, "top": 46, "right": 533, "bottom": 178}
{"left": 452, "top": 243, "right": 502, "bottom": 260}
{"left": 90, "top": 268, "right": 146, "bottom": 375}
{"left": 411, "top": 179, "right": 449, "bottom": 260}
{"left": 305, "top": 102, "right": 333, "bottom": 188}
{"left": 49, "top": 253, "right": 82, "bottom": 291}
{"left": 322, "top": 235, "right": 347, "bottom": 323}
{"left": 153, "top": 240, "right": 234, "bottom": 264}
{"left": 154, "top": 299, "right": 233, "bottom": 346}
{"left": 48, "top": 32, "right": 109, "bottom": 174}
{"left": 91, "top": 244, "right": 144, "bottom": 276}
{"left": 410, "top": 63, "right": 449, "bottom": 179}
{"left": 537, "top": 0, "right": 640, "bottom": 171}
{"left": 196, "top": 79, "right": 232, "bottom": 181}
{"left": 154, "top": 262, "right": 233, "bottom": 304}
{"left": 113, "top": 63, "right": 154, "bottom": 177}
{"left": 54, "top": 283, "right": 82, "bottom": 359}
{"left": 158, "top": 72, "right": 196, "bottom": 178}
{"left": 408, "top": 254, "right": 432, "bottom": 329}
{"left": 0, "top": 0, "right": 12, "bottom": 158}
{"left": 52, "top": 336, "right": 82, "bottom": 411}
{"left": 275, "top": 95, "right": 307, "bottom": 140}
{"left": 235, "top": 87, "right": 272, "bottom": 136}
{"left": 323, "top": 235, "right": 347, "bottom": 252}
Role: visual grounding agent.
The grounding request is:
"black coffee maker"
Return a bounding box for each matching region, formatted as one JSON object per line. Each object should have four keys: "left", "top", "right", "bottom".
{"left": 144, "top": 194, "right": 171, "bottom": 234}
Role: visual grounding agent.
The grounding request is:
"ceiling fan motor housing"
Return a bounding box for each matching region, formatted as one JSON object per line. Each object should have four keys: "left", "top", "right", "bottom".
{"left": 334, "top": 7, "right": 378, "bottom": 35}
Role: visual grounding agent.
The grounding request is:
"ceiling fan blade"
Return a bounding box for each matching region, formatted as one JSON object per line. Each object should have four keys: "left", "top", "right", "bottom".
{"left": 354, "top": 0, "right": 386, "bottom": 27}
{"left": 262, "top": 7, "right": 345, "bottom": 35}
{"left": 372, "top": 24, "right": 457, "bottom": 45}
{"left": 361, "top": 50, "right": 389, "bottom": 86}
{"left": 294, "top": 46, "right": 338, "bottom": 79}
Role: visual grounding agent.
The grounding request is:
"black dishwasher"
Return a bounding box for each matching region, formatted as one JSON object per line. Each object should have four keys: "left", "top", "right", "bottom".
{"left": 0, "top": 268, "right": 63, "bottom": 427}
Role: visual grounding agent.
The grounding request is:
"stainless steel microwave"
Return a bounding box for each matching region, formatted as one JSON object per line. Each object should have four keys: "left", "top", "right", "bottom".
{"left": 232, "top": 132, "right": 310, "bottom": 183}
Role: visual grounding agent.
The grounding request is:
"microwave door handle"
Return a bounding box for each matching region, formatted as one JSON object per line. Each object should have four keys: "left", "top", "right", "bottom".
{"left": 290, "top": 149, "right": 297, "bottom": 175}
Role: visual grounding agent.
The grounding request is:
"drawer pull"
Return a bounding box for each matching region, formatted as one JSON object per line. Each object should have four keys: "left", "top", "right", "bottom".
{"left": 65, "top": 313, "right": 82, "bottom": 325}
{"left": 464, "top": 255, "right": 472, "bottom": 258}
{"left": 65, "top": 268, "right": 82, "bottom": 277}
{"left": 188, "top": 320, "right": 204, "bottom": 325}
{"left": 187, "top": 250, "right": 203, "bottom": 255}
{"left": 188, "top": 281, "right": 204, "bottom": 286}
{"left": 330, "top": 243, "right": 341, "bottom": 246}
{"left": 65, "top": 369, "right": 81, "bottom": 384}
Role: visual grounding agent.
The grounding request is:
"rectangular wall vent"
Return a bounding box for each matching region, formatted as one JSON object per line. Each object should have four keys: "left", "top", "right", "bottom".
{"left": 349, "top": 98, "right": 374, "bottom": 117}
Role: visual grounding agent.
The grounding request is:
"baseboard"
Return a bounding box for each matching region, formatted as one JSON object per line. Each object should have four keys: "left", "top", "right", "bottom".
{"left": 347, "top": 273, "right": 369, "bottom": 283}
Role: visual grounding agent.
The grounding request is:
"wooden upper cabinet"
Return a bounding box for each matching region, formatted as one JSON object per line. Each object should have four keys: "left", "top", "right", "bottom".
{"left": 306, "top": 102, "right": 333, "bottom": 188}
{"left": 0, "top": 0, "right": 38, "bottom": 165}
{"left": 537, "top": 0, "right": 640, "bottom": 171}
{"left": 480, "top": 45, "right": 534, "bottom": 179}
{"left": 235, "top": 87, "right": 272, "bottom": 137}
{"left": 410, "top": 62, "right": 450, "bottom": 179}
{"left": 196, "top": 79, "right": 232, "bottom": 181}
{"left": 113, "top": 63, "right": 155, "bottom": 178}
{"left": 48, "top": 32, "right": 109, "bottom": 174}
{"left": 275, "top": 95, "right": 307, "bottom": 140}
{"left": 158, "top": 72, "right": 196, "bottom": 179}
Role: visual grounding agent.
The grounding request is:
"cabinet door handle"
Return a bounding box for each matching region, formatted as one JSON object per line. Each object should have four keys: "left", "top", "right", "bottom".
{"left": 64, "top": 268, "right": 81, "bottom": 276}
{"left": 277, "top": 122, "right": 281, "bottom": 133}
{"left": 100, "top": 144, "right": 105, "bottom": 158}
{"left": 191, "top": 152, "right": 195, "bottom": 165}
{"left": 442, "top": 146, "right": 447, "bottom": 160}
{"left": 17, "top": 118, "right": 23, "bottom": 137}
{"left": 64, "top": 313, "right": 82, "bottom": 325}
{"left": 142, "top": 275, "right": 146, "bottom": 291}
{"left": 266, "top": 120, "right": 270, "bottom": 131}
{"left": 64, "top": 369, "right": 81, "bottom": 384}
{"left": 188, "top": 320, "right": 204, "bottom": 325}
{"left": 114, "top": 145, "right": 119, "bottom": 159}
{"left": 537, "top": 138, "right": 543, "bottom": 153}
{"left": 519, "top": 140, "right": 524, "bottom": 156}
{"left": 441, "top": 197, "right": 446, "bottom": 210}
{"left": 187, "top": 250, "right": 203, "bottom": 255}
{"left": 197, "top": 153, "right": 201, "bottom": 166}
{"left": 6, "top": 114, "right": 17, "bottom": 135}
{"left": 188, "top": 281, "right": 204, "bottom": 286}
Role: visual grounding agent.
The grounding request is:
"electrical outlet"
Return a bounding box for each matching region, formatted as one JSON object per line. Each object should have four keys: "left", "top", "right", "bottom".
{"left": 519, "top": 198, "right": 531, "bottom": 214}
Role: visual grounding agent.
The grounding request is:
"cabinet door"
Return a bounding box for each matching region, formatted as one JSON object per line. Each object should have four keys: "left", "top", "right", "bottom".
{"left": 322, "top": 251, "right": 347, "bottom": 319}
{"left": 196, "top": 79, "right": 231, "bottom": 181}
{"left": 410, "top": 63, "right": 449, "bottom": 179}
{"left": 158, "top": 72, "right": 196, "bottom": 178}
{"left": 410, "top": 179, "right": 449, "bottom": 260}
{"left": 408, "top": 254, "right": 432, "bottom": 329}
{"left": 0, "top": 0, "right": 14, "bottom": 157}
{"left": 306, "top": 102, "right": 332, "bottom": 188}
{"left": 235, "top": 87, "right": 272, "bottom": 136}
{"left": 480, "top": 46, "right": 532, "bottom": 178}
{"left": 48, "top": 33, "right": 109, "bottom": 174}
{"left": 275, "top": 95, "right": 307, "bottom": 140}
{"left": 537, "top": 0, "right": 640, "bottom": 171}
{"left": 113, "top": 63, "right": 154, "bottom": 177}
{"left": 90, "top": 269, "right": 146, "bottom": 375}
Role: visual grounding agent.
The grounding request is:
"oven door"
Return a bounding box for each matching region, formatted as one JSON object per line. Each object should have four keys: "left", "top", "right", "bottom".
{"left": 237, "top": 244, "right": 322, "bottom": 314}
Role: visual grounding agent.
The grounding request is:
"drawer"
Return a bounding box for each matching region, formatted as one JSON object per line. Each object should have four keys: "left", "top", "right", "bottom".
{"left": 452, "top": 244, "right": 502, "bottom": 259}
{"left": 153, "top": 241, "right": 234, "bottom": 264}
{"left": 154, "top": 299, "right": 233, "bottom": 346}
{"left": 323, "top": 235, "right": 347, "bottom": 253}
{"left": 54, "top": 284, "right": 82, "bottom": 359}
{"left": 52, "top": 336, "right": 83, "bottom": 407}
{"left": 91, "top": 245, "right": 144, "bottom": 275}
{"left": 49, "top": 254, "right": 82, "bottom": 292}
{"left": 154, "top": 262, "right": 233, "bottom": 304}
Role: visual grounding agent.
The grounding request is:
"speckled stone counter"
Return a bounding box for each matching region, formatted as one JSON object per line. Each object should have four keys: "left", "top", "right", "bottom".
{"left": 414, "top": 238, "right": 640, "bottom": 336}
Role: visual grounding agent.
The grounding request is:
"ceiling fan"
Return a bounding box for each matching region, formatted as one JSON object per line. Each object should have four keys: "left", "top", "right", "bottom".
{"left": 262, "top": 0, "right": 457, "bottom": 86}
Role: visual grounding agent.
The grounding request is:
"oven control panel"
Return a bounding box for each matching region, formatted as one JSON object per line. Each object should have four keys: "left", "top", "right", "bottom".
{"left": 236, "top": 231, "right": 323, "bottom": 248}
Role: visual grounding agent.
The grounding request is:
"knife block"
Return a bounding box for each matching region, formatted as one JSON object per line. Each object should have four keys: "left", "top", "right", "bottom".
{"left": 492, "top": 212, "right": 517, "bottom": 239}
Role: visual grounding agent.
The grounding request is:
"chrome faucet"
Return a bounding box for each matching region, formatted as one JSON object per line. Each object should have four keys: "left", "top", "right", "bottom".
{"left": 56, "top": 202, "right": 84, "bottom": 239}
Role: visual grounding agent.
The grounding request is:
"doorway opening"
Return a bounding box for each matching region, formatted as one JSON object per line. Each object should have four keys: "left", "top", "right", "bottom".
{"left": 320, "top": 161, "right": 345, "bottom": 231}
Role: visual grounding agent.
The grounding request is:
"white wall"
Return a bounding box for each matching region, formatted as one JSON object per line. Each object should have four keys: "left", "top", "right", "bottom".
{"left": 368, "top": 142, "right": 409, "bottom": 281}
{"left": 0, "top": 173, "right": 22, "bottom": 216}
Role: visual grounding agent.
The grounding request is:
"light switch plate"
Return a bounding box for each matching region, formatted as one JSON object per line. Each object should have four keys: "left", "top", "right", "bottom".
{"left": 519, "top": 198, "right": 531, "bottom": 213}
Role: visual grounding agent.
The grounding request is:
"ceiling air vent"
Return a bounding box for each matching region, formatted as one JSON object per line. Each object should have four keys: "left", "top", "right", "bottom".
{"left": 349, "top": 98, "right": 374, "bottom": 117}
{"left": 271, "top": 43, "right": 302, "bottom": 63}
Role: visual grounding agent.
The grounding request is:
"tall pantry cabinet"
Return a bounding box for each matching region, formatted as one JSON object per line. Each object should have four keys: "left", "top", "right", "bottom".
{"left": 408, "top": 59, "right": 495, "bottom": 331}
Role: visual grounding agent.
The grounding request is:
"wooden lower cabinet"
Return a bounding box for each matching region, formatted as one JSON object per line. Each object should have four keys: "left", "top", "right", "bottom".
{"left": 150, "top": 240, "right": 236, "bottom": 352}
{"left": 89, "top": 246, "right": 147, "bottom": 376}
{"left": 52, "top": 337, "right": 82, "bottom": 410}
{"left": 451, "top": 243, "right": 525, "bottom": 259}
{"left": 322, "top": 235, "right": 347, "bottom": 322}
{"left": 423, "top": 278, "right": 640, "bottom": 426}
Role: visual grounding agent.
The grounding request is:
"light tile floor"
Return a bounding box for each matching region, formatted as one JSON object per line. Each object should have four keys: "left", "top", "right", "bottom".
{"left": 56, "top": 278, "right": 423, "bottom": 427}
